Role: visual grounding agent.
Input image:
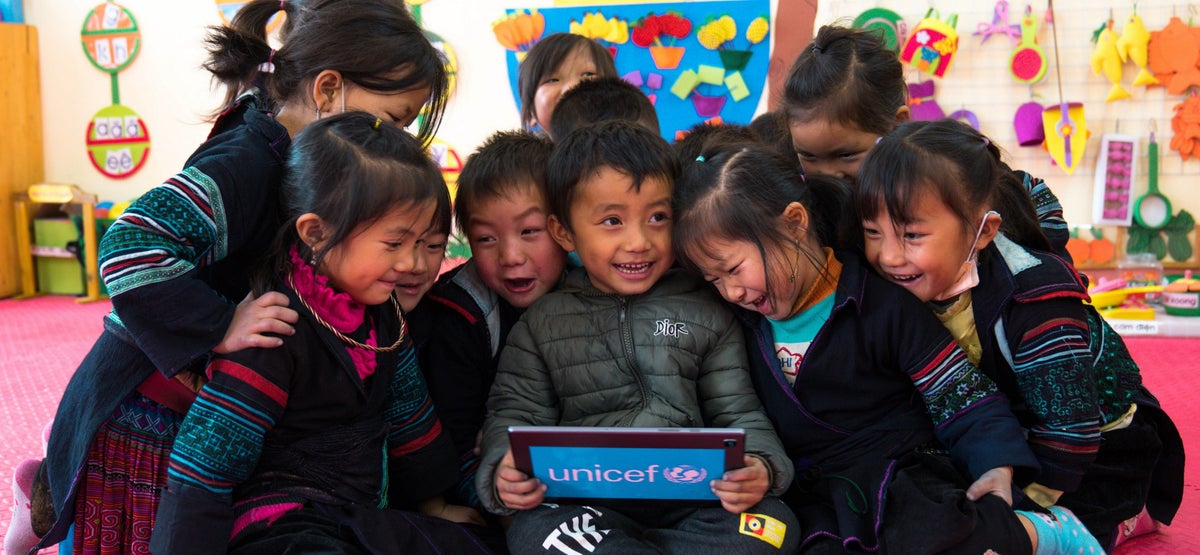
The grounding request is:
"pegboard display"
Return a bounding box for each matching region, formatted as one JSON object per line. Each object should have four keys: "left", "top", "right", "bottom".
{"left": 814, "top": 1, "right": 1196, "bottom": 232}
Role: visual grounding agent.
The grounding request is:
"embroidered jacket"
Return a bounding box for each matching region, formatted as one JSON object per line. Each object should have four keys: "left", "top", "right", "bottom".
{"left": 477, "top": 267, "right": 792, "bottom": 515}
{"left": 151, "top": 281, "right": 458, "bottom": 554}
{"left": 735, "top": 252, "right": 1038, "bottom": 550}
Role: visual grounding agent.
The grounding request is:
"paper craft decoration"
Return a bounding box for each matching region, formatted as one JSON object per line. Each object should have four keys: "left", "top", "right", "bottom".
{"left": 1091, "top": 21, "right": 1130, "bottom": 102}
{"left": 973, "top": 0, "right": 1019, "bottom": 45}
{"left": 86, "top": 104, "right": 150, "bottom": 179}
{"left": 1013, "top": 101, "right": 1045, "bottom": 146}
{"left": 502, "top": 1, "right": 771, "bottom": 140}
{"left": 81, "top": 2, "right": 140, "bottom": 73}
{"left": 570, "top": 12, "right": 629, "bottom": 61}
{"left": 906, "top": 80, "right": 945, "bottom": 121}
{"left": 853, "top": 8, "right": 906, "bottom": 53}
{"left": 1009, "top": 5, "right": 1046, "bottom": 84}
{"left": 493, "top": 9, "right": 545, "bottom": 62}
{"left": 1116, "top": 12, "right": 1157, "bottom": 87}
{"left": 900, "top": 9, "right": 959, "bottom": 78}
{"left": 1042, "top": 102, "right": 1088, "bottom": 174}
{"left": 1170, "top": 94, "right": 1200, "bottom": 161}
{"left": 1092, "top": 134, "right": 1137, "bottom": 226}
{"left": 695, "top": 13, "right": 768, "bottom": 71}
{"left": 631, "top": 11, "right": 693, "bottom": 69}
{"left": 947, "top": 109, "right": 980, "bottom": 130}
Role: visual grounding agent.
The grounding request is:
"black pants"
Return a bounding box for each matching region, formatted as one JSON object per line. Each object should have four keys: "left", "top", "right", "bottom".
{"left": 506, "top": 498, "right": 799, "bottom": 554}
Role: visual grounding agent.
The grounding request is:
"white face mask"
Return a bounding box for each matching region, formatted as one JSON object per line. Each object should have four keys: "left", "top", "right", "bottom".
{"left": 933, "top": 210, "right": 999, "bottom": 301}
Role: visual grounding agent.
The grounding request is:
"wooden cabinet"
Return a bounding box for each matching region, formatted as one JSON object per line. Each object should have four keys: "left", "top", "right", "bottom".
{"left": 0, "top": 23, "right": 44, "bottom": 298}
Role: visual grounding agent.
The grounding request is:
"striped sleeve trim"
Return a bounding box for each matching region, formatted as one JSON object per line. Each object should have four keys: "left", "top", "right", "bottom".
{"left": 167, "top": 359, "right": 285, "bottom": 494}
{"left": 912, "top": 342, "right": 998, "bottom": 424}
{"left": 100, "top": 166, "right": 228, "bottom": 296}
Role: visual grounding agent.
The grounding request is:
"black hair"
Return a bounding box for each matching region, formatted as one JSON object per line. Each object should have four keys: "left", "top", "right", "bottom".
{"left": 204, "top": 0, "right": 449, "bottom": 143}
{"left": 253, "top": 111, "right": 449, "bottom": 293}
{"left": 546, "top": 121, "right": 678, "bottom": 232}
{"left": 673, "top": 141, "right": 849, "bottom": 292}
{"left": 548, "top": 76, "right": 660, "bottom": 139}
{"left": 455, "top": 130, "right": 555, "bottom": 233}
{"left": 747, "top": 109, "right": 795, "bottom": 160}
{"left": 855, "top": 119, "right": 1050, "bottom": 252}
{"left": 517, "top": 33, "right": 618, "bottom": 130}
{"left": 783, "top": 25, "right": 906, "bottom": 135}
{"left": 671, "top": 121, "right": 759, "bottom": 164}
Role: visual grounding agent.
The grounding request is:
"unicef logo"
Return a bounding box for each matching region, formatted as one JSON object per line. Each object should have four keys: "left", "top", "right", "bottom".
{"left": 663, "top": 465, "right": 707, "bottom": 484}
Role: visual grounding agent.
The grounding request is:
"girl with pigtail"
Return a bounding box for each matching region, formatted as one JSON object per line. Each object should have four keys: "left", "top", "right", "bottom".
{"left": 31, "top": 1, "right": 449, "bottom": 552}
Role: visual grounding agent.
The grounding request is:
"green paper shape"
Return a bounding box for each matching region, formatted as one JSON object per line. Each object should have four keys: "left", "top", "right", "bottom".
{"left": 697, "top": 64, "right": 725, "bottom": 85}
{"left": 671, "top": 70, "right": 700, "bottom": 99}
{"left": 725, "top": 71, "right": 749, "bottom": 101}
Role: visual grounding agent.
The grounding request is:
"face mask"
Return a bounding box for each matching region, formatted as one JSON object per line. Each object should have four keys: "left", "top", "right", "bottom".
{"left": 933, "top": 210, "right": 999, "bottom": 301}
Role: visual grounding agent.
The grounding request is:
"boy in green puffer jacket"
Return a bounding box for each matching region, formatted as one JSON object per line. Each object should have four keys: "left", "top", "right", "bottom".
{"left": 476, "top": 121, "right": 798, "bottom": 555}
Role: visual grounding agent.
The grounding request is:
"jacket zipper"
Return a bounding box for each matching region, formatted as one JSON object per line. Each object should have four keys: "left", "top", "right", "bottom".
{"left": 617, "top": 296, "right": 650, "bottom": 424}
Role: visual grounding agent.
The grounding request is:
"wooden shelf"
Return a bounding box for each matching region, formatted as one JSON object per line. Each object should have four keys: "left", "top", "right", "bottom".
{"left": 0, "top": 24, "right": 44, "bottom": 298}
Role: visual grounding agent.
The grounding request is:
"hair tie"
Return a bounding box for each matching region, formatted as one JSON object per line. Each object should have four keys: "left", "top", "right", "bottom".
{"left": 257, "top": 49, "right": 276, "bottom": 73}
{"left": 810, "top": 43, "right": 823, "bottom": 54}
{"left": 372, "top": 117, "right": 383, "bottom": 130}
{"left": 279, "top": 0, "right": 286, "bottom": 10}
{"left": 981, "top": 137, "right": 990, "bottom": 147}
{"left": 695, "top": 155, "right": 706, "bottom": 162}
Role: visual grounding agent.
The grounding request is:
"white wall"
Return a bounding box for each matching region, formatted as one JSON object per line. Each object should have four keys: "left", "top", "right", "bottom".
{"left": 26, "top": 0, "right": 1200, "bottom": 235}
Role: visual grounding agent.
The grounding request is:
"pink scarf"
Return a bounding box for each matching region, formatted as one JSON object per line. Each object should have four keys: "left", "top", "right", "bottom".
{"left": 289, "top": 246, "right": 377, "bottom": 379}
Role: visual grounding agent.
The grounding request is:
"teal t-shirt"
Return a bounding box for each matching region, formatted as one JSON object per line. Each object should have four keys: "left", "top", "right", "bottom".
{"left": 767, "top": 294, "right": 835, "bottom": 385}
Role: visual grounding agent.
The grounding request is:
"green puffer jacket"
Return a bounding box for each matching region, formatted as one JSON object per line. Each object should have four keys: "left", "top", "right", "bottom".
{"left": 476, "top": 267, "right": 793, "bottom": 515}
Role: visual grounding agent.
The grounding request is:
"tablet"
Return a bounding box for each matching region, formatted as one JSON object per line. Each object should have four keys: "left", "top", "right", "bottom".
{"left": 508, "top": 426, "right": 745, "bottom": 504}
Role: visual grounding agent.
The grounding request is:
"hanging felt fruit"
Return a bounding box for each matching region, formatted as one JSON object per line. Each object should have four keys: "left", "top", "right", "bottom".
{"left": 1009, "top": 5, "right": 1047, "bottom": 84}
{"left": 1091, "top": 20, "right": 1131, "bottom": 102}
{"left": 900, "top": 9, "right": 960, "bottom": 78}
{"left": 1116, "top": 11, "right": 1158, "bottom": 87}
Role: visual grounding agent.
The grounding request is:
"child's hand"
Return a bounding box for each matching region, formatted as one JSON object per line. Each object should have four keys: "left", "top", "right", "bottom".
{"left": 711, "top": 455, "right": 770, "bottom": 514}
{"left": 966, "top": 465, "right": 1014, "bottom": 506}
{"left": 417, "top": 496, "right": 487, "bottom": 526}
{"left": 495, "top": 448, "right": 545, "bottom": 510}
{"left": 215, "top": 291, "right": 299, "bottom": 354}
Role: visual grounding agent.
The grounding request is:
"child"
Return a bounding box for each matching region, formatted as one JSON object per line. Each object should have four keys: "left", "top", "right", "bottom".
{"left": 517, "top": 33, "right": 618, "bottom": 134}
{"left": 149, "top": 112, "right": 488, "bottom": 554}
{"left": 476, "top": 122, "right": 799, "bottom": 554}
{"left": 548, "top": 75, "right": 660, "bottom": 139}
{"left": 671, "top": 120, "right": 760, "bottom": 163}
{"left": 394, "top": 214, "right": 449, "bottom": 313}
{"left": 855, "top": 119, "right": 1184, "bottom": 551}
{"left": 784, "top": 25, "right": 1072, "bottom": 261}
{"left": 673, "top": 139, "right": 1104, "bottom": 555}
{"left": 36, "top": 1, "right": 449, "bottom": 552}
{"left": 746, "top": 109, "right": 794, "bottom": 160}
{"left": 415, "top": 130, "right": 563, "bottom": 514}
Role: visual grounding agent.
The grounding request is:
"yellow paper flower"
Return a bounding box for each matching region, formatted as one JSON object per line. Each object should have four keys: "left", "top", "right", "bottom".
{"left": 747, "top": 16, "right": 769, "bottom": 45}
{"left": 604, "top": 16, "right": 629, "bottom": 44}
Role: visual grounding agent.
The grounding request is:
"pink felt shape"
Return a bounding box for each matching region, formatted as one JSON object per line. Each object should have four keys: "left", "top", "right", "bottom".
{"left": 646, "top": 72, "right": 663, "bottom": 90}
{"left": 622, "top": 70, "right": 644, "bottom": 88}
{"left": 1013, "top": 101, "right": 1045, "bottom": 146}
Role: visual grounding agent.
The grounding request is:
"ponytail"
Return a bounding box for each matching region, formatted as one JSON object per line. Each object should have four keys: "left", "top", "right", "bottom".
{"left": 203, "top": 0, "right": 286, "bottom": 114}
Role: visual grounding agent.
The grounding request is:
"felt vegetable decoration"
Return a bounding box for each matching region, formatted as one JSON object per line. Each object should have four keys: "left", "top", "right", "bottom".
{"left": 1170, "top": 94, "right": 1200, "bottom": 161}
{"left": 1088, "top": 228, "right": 1116, "bottom": 266}
{"left": 1065, "top": 228, "right": 1091, "bottom": 265}
{"left": 1009, "top": 5, "right": 1047, "bottom": 84}
{"left": 1091, "top": 20, "right": 1131, "bottom": 102}
{"left": 1116, "top": 11, "right": 1158, "bottom": 87}
{"left": 1152, "top": 17, "right": 1200, "bottom": 95}
{"left": 900, "top": 9, "right": 960, "bottom": 78}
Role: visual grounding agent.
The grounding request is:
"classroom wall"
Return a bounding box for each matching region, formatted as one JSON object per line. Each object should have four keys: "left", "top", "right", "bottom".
{"left": 23, "top": 0, "right": 1200, "bottom": 238}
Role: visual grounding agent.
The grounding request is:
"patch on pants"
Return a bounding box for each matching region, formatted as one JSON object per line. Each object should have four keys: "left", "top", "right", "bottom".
{"left": 739, "top": 512, "right": 786, "bottom": 548}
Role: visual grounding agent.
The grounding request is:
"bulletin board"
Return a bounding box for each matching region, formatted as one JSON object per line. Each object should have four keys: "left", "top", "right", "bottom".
{"left": 499, "top": 0, "right": 771, "bottom": 140}
{"left": 816, "top": 1, "right": 1199, "bottom": 250}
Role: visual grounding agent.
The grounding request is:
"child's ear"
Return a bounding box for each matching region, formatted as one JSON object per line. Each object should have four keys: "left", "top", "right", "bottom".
{"left": 547, "top": 214, "right": 576, "bottom": 253}
{"left": 976, "top": 210, "right": 1003, "bottom": 250}
{"left": 781, "top": 201, "right": 811, "bottom": 241}
{"left": 893, "top": 104, "right": 911, "bottom": 124}
{"left": 310, "top": 69, "right": 344, "bottom": 114}
{"left": 295, "top": 213, "right": 327, "bottom": 252}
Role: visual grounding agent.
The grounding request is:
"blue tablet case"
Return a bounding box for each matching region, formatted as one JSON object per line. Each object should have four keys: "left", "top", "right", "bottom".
{"left": 508, "top": 426, "right": 745, "bottom": 504}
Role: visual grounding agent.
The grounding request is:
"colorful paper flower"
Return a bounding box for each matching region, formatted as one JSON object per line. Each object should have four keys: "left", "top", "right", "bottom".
{"left": 493, "top": 9, "right": 545, "bottom": 60}
{"left": 630, "top": 11, "right": 692, "bottom": 48}
{"left": 570, "top": 11, "right": 629, "bottom": 45}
